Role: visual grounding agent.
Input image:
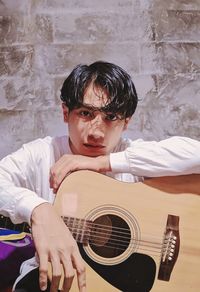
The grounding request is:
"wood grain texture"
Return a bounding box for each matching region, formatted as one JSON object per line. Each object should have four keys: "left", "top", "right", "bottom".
{"left": 51, "top": 170, "right": 200, "bottom": 292}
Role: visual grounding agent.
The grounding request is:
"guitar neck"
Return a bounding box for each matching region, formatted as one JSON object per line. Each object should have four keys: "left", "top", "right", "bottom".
{"left": 0, "top": 213, "right": 91, "bottom": 240}
{"left": 0, "top": 214, "right": 30, "bottom": 233}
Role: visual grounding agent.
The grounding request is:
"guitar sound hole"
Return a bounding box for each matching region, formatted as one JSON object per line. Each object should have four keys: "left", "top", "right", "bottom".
{"left": 89, "top": 214, "right": 131, "bottom": 258}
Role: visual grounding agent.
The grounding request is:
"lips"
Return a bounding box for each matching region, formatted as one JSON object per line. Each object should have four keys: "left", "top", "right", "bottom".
{"left": 83, "top": 143, "right": 105, "bottom": 149}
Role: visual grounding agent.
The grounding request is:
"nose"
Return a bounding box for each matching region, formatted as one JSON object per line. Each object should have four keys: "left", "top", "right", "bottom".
{"left": 88, "top": 115, "right": 105, "bottom": 141}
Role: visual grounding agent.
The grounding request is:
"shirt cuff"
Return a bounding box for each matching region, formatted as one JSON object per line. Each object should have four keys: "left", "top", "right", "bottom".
{"left": 17, "top": 195, "right": 49, "bottom": 226}
{"left": 110, "top": 151, "right": 131, "bottom": 173}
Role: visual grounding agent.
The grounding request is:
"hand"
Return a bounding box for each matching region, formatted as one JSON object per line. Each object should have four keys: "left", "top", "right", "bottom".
{"left": 31, "top": 203, "right": 86, "bottom": 292}
{"left": 50, "top": 154, "right": 111, "bottom": 193}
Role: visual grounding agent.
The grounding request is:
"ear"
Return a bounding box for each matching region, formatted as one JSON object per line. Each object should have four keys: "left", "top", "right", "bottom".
{"left": 62, "top": 103, "right": 69, "bottom": 123}
{"left": 123, "top": 117, "right": 131, "bottom": 131}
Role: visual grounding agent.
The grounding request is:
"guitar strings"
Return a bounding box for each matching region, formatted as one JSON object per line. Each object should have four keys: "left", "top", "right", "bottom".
{"left": 63, "top": 217, "right": 163, "bottom": 243}
{"left": 63, "top": 217, "right": 164, "bottom": 245}
{"left": 63, "top": 216, "right": 164, "bottom": 246}
{"left": 72, "top": 225, "right": 162, "bottom": 256}
{"left": 63, "top": 217, "right": 164, "bottom": 256}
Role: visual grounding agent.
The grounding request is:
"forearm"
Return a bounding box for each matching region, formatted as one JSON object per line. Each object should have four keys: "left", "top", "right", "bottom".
{"left": 110, "top": 136, "right": 200, "bottom": 177}
{"left": 0, "top": 180, "right": 48, "bottom": 225}
{"left": 0, "top": 146, "right": 49, "bottom": 224}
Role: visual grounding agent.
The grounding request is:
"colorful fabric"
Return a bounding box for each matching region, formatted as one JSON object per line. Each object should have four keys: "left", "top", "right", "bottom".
{"left": 0, "top": 228, "right": 27, "bottom": 241}
{"left": 0, "top": 228, "right": 35, "bottom": 289}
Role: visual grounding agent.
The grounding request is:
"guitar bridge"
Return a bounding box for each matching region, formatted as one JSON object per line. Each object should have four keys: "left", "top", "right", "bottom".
{"left": 158, "top": 214, "right": 180, "bottom": 281}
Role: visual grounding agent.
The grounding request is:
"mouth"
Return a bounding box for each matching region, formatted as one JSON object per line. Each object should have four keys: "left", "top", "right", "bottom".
{"left": 83, "top": 143, "right": 105, "bottom": 149}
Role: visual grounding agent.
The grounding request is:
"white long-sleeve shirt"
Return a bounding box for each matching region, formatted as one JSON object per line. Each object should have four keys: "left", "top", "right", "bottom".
{"left": 0, "top": 135, "right": 200, "bottom": 225}
{"left": 0, "top": 135, "right": 199, "bottom": 287}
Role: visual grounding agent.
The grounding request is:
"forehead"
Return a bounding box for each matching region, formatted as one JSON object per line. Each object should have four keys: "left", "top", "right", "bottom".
{"left": 83, "top": 83, "right": 109, "bottom": 108}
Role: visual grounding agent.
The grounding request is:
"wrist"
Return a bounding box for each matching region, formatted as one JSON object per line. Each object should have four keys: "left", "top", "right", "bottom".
{"left": 31, "top": 202, "right": 53, "bottom": 225}
{"left": 95, "top": 155, "right": 111, "bottom": 172}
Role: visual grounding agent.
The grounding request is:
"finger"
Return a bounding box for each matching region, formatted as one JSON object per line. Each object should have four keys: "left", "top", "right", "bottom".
{"left": 72, "top": 251, "right": 86, "bottom": 292}
{"left": 50, "top": 255, "right": 62, "bottom": 292}
{"left": 76, "top": 265, "right": 86, "bottom": 292}
{"left": 50, "top": 275, "right": 61, "bottom": 292}
{"left": 49, "top": 158, "right": 63, "bottom": 189}
{"left": 38, "top": 253, "right": 49, "bottom": 291}
{"left": 49, "top": 168, "right": 60, "bottom": 192}
{"left": 61, "top": 257, "right": 75, "bottom": 292}
{"left": 50, "top": 159, "right": 70, "bottom": 192}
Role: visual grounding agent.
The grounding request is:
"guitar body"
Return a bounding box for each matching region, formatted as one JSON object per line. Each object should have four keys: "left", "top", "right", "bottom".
{"left": 53, "top": 170, "right": 200, "bottom": 292}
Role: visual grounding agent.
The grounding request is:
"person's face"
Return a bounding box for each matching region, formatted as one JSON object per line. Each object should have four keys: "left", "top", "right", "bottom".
{"left": 62, "top": 83, "right": 131, "bottom": 157}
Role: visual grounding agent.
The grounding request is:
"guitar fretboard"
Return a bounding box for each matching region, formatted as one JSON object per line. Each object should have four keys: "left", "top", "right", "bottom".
{"left": 0, "top": 215, "right": 30, "bottom": 233}
{"left": 63, "top": 216, "right": 92, "bottom": 244}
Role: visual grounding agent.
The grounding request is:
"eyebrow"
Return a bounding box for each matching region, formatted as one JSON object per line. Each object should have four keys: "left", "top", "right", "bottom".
{"left": 76, "top": 104, "right": 125, "bottom": 119}
{"left": 78, "top": 103, "right": 108, "bottom": 112}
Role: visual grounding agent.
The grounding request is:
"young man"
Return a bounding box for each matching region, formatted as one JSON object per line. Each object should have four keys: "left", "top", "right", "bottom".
{"left": 0, "top": 61, "right": 199, "bottom": 292}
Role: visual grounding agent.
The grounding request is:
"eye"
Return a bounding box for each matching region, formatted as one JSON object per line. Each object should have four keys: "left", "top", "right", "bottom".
{"left": 105, "top": 113, "right": 119, "bottom": 121}
{"left": 79, "top": 110, "right": 92, "bottom": 118}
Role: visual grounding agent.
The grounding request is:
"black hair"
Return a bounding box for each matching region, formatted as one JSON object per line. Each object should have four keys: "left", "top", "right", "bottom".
{"left": 60, "top": 61, "right": 138, "bottom": 118}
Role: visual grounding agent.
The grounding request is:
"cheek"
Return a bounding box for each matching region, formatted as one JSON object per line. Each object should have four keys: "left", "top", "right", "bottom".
{"left": 105, "top": 125, "right": 124, "bottom": 145}
{"left": 68, "top": 120, "right": 87, "bottom": 141}
{"left": 109, "top": 131, "right": 121, "bottom": 143}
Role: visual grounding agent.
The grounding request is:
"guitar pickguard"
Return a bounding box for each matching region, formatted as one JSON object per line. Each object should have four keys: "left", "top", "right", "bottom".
{"left": 79, "top": 245, "right": 156, "bottom": 292}
{"left": 78, "top": 205, "right": 156, "bottom": 291}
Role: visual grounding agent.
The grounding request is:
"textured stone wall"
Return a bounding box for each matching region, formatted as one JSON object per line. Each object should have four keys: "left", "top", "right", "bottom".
{"left": 0, "top": 0, "right": 199, "bottom": 158}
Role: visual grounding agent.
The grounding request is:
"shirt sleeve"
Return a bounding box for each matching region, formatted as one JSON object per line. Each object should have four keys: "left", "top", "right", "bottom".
{"left": 110, "top": 136, "right": 200, "bottom": 176}
{"left": 0, "top": 142, "right": 50, "bottom": 225}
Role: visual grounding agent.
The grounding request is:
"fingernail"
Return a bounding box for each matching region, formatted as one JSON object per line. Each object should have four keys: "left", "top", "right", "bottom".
{"left": 41, "top": 285, "right": 47, "bottom": 291}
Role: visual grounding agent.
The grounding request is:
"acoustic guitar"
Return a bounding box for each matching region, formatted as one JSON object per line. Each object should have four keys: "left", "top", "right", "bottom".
{"left": 52, "top": 170, "right": 200, "bottom": 292}
{"left": 1, "top": 170, "right": 200, "bottom": 291}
